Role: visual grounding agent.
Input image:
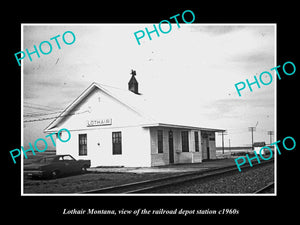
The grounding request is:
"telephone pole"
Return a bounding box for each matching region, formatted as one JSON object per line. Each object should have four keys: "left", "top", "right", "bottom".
{"left": 218, "top": 131, "right": 228, "bottom": 154}
{"left": 248, "top": 127, "right": 256, "bottom": 151}
{"left": 267, "top": 131, "right": 274, "bottom": 145}
{"left": 228, "top": 138, "right": 231, "bottom": 156}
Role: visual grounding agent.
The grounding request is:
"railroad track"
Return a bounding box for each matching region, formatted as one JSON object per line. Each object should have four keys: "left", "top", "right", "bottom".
{"left": 254, "top": 182, "right": 275, "bottom": 194}
{"left": 80, "top": 160, "right": 274, "bottom": 194}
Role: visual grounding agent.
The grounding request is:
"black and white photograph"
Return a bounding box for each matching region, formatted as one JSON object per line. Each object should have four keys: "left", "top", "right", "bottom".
{"left": 21, "top": 24, "right": 276, "bottom": 195}
{"left": 4, "top": 5, "right": 298, "bottom": 221}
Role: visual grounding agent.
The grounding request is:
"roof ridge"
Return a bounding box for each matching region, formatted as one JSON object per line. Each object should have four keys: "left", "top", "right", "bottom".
{"left": 93, "top": 82, "right": 129, "bottom": 92}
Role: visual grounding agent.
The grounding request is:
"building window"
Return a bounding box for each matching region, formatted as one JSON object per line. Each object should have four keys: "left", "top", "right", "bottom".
{"left": 181, "top": 131, "right": 189, "bottom": 152}
{"left": 194, "top": 131, "right": 199, "bottom": 152}
{"left": 157, "top": 130, "right": 163, "bottom": 153}
{"left": 112, "top": 132, "right": 122, "bottom": 155}
{"left": 79, "top": 134, "right": 87, "bottom": 156}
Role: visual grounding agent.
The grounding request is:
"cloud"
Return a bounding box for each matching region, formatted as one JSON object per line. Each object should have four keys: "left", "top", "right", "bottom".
{"left": 190, "top": 25, "right": 245, "bottom": 35}
{"left": 230, "top": 51, "right": 273, "bottom": 64}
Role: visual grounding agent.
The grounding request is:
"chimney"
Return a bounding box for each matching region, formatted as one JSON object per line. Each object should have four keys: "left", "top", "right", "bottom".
{"left": 128, "top": 69, "right": 139, "bottom": 94}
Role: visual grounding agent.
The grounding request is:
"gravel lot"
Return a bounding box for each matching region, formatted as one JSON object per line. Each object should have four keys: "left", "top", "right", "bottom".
{"left": 23, "top": 172, "right": 173, "bottom": 194}
{"left": 23, "top": 152, "right": 274, "bottom": 194}
{"left": 149, "top": 164, "right": 274, "bottom": 194}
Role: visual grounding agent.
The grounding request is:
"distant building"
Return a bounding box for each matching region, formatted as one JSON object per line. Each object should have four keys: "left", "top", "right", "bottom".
{"left": 253, "top": 142, "right": 266, "bottom": 154}
{"left": 44, "top": 71, "right": 225, "bottom": 167}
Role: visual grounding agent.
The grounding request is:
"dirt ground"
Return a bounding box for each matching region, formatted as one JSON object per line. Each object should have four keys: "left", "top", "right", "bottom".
{"left": 22, "top": 150, "right": 171, "bottom": 194}
{"left": 23, "top": 171, "right": 172, "bottom": 194}
{"left": 22, "top": 151, "right": 249, "bottom": 194}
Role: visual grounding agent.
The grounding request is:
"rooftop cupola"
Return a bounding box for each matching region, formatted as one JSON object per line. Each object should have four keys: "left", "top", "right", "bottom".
{"left": 128, "top": 69, "right": 139, "bottom": 94}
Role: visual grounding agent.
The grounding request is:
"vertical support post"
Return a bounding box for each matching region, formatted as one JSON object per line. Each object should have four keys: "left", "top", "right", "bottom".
{"left": 229, "top": 138, "right": 231, "bottom": 156}
{"left": 248, "top": 127, "right": 256, "bottom": 151}
{"left": 267, "top": 131, "right": 274, "bottom": 145}
{"left": 222, "top": 131, "right": 225, "bottom": 154}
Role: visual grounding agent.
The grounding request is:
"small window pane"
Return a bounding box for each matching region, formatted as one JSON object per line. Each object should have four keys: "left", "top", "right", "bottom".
{"left": 157, "top": 130, "right": 163, "bottom": 153}
{"left": 79, "top": 134, "right": 87, "bottom": 156}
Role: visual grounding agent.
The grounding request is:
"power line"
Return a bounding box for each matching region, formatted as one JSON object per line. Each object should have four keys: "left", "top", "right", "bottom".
{"left": 23, "top": 101, "right": 62, "bottom": 110}
{"left": 23, "top": 102, "right": 65, "bottom": 117}
{"left": 23, "top": 105, "right": 63, "bottom": 113}
{"left": 24, "top": 111, "right": 63, "bottom": 117}
{"left": 24, "top": 105, "right": 53, "bottom": 111}
{"left": 24, "top": 110, "right": 89, "bottom": 123}
{"left": 23, "top": 102, "right": 63, "bottom": 115}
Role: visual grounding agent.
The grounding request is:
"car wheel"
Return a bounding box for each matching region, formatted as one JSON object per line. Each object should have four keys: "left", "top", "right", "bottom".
{"left": 81, "top": 165, "right": 88, "bottom": 173}
{"left": 51, "top": 170, "right": 60, "bottom": 179}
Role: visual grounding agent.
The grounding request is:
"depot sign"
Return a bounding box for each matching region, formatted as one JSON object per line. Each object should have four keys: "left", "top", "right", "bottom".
{"left": 87, "top": 118, "right": 112, "bottom": 127}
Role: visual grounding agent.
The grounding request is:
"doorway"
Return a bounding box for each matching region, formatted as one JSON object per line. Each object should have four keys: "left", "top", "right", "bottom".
{"left": 206, "top": 138, "right": 210, "bottom": 160}
{"left": 201, "top": 133, "right": 210, "bottom": 160}
{"left": 168, "top": 130, "right": 174, "bottom": 164}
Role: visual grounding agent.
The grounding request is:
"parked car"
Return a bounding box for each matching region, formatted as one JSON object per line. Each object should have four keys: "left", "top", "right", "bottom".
{"left": 24, "top": 154, "right": 91, "bottom": 179}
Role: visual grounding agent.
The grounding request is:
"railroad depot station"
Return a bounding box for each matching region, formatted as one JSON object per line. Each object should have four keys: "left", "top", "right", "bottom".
{"left": 44, "top": 71, "right": 225, "bottom": 167}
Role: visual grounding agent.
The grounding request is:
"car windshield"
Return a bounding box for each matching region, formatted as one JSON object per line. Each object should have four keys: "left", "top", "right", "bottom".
{"left": 62, "top": 155, "right": 75, "bottom": 161}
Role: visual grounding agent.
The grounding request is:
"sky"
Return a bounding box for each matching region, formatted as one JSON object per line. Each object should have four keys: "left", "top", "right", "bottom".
{"left": 22, "top": 24, "right": 275, "bottom": 149}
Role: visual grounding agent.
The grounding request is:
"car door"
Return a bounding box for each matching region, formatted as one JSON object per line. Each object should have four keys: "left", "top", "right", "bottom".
{"left": 56, "top": 156, "right": 68, "bottom": 175}
{"left": 62, "top": 155, "right": 78, "bottom": 174}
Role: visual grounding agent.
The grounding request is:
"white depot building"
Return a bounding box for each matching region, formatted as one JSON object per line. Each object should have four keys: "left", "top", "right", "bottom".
{"left": 44, "top": 71, "right": 225, "bottom": 167}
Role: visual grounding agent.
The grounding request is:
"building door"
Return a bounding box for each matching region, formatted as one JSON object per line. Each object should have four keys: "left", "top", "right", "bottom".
{"left": 201, "top": 133, "right": 210, "bottom": 160}
{"left": 168, "top": 130, "right": 174, "bottom": 164}
{"left": 206, "top": 138, "right": 210, "bottom": 160}
{"left": 112, "top": 132, "right": 122, "bottom": 155}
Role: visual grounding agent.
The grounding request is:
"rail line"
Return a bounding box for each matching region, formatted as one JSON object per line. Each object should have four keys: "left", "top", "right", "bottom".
{"left": 254, "top": 182, "right": 275, "bottom": 194}
{"left": 80, "top": 160, "right": 274, "bottom": 194}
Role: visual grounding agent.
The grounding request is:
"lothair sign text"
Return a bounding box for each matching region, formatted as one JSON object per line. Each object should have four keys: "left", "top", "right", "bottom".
{"left": 87, "top": 118, "right": 112, "bottom": 127}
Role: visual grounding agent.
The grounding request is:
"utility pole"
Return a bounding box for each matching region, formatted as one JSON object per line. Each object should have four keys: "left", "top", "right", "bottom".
{"left": 218, "top": 131, "right": 228, "bottom": 154}
{"left": 228, "top": 138, "right": 231, "bottom": 156}
{"left": 267, "top": 131, "right": 274, "bottom": 145}
{"left": 248, "top": 127, "right": 256, "bottom": 151}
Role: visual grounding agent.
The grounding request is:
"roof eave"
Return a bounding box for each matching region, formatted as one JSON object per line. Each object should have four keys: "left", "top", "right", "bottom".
{"left": 141, "top": 123, "right": 226, "bottom": 132}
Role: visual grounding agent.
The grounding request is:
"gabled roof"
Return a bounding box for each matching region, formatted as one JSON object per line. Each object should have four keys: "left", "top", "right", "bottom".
{"left": 128, "top": 75, "right": 138, "bottom": 84}
{"left": 44, "top": 82, "right": 226, "bottom": 133}
{"left": 44, "top": 82, "right": 156, "bottom": 132}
